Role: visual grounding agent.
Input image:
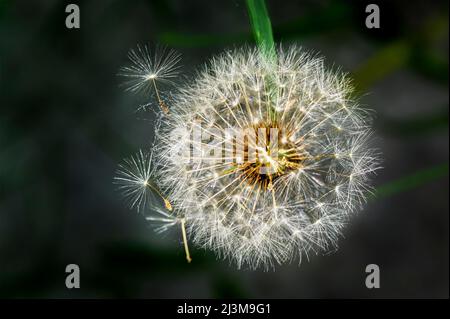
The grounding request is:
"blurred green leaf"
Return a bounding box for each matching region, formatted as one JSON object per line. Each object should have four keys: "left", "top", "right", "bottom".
{"left": 353, "top": 14, "right": 448, "bottom": 92}
{"left": 374, "top": 163, "right": 449, "bottom": 199}
{"left": 353, "top": 41, "right": 411, "bottom": 93}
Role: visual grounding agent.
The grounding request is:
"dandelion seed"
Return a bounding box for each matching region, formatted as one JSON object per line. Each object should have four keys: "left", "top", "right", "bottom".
{"left": 114, "top": 150, "right": 172, "bottom": 213}
{"left": 119, "top": 45, "right": 181, "bottom": 113}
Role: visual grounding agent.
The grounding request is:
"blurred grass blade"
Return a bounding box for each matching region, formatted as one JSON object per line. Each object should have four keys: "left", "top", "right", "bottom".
{"left": 246, "top": 0, "right": 276, "bottom": 60}
{"left": 374, "top": 163, "right": 449, "bottom": 199}
{"left": 353, "top": 41, "right": 410, "bottom": 94}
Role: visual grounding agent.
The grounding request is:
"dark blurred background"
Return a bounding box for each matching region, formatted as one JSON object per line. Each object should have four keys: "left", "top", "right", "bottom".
{"left": 0, "top": 0, "right": 448, "bottom": 298}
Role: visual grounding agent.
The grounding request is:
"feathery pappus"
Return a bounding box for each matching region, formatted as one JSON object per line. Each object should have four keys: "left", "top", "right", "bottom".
{"left": 116, "top": 44, "right": 381, "bottom": 270}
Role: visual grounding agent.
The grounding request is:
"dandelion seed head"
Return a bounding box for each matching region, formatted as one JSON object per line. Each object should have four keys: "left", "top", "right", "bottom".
{"left": 116, "top": 44, "right": 381, "bottom": 270}
{"left": 149, "top": 45, "right": 381, "bottom": 270}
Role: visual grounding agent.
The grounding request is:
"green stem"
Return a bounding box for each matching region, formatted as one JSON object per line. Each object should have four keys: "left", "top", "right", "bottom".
{"left": 246, "top": 0, "right": 276, "bottom": 60}
{"left": 246, "top": 0, "right": 278, "bottom": 122}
